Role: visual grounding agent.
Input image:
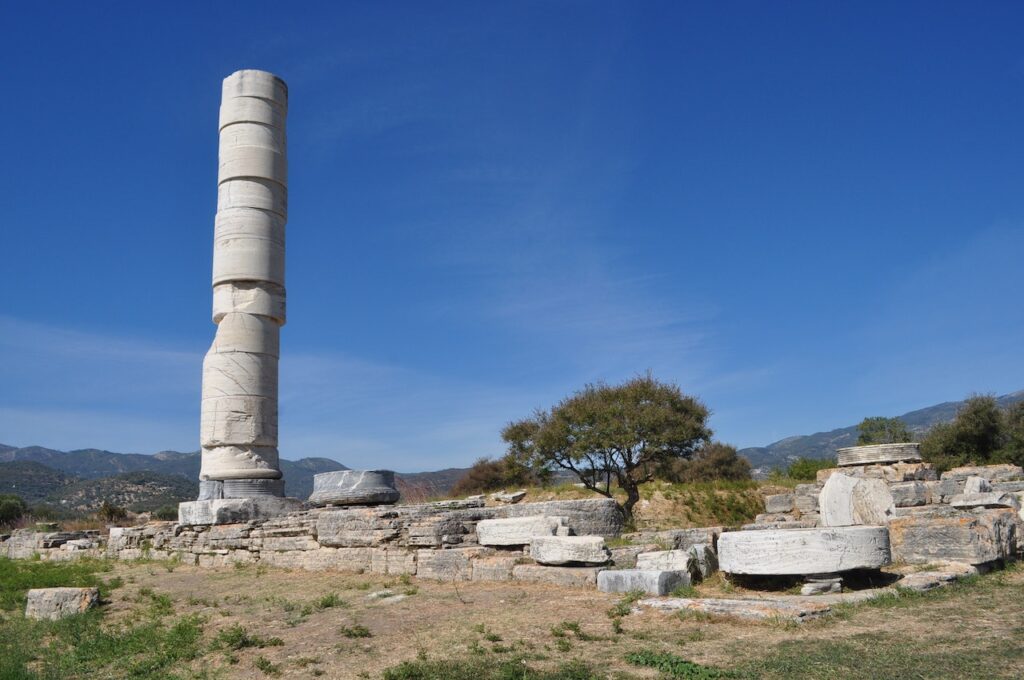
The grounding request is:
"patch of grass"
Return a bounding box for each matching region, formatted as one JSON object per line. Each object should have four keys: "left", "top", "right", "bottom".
{"left": 0, "top": 557, "right": 114, "bottom": 611}
{"left": 625, "top": 650, "right": 728, "bottom": 678}
{"left": 315, "top": 592, "right": 348, "bottom": 610}
{"left": 340, "top": 623, "right": 373, "bottom": 638}
{"left": 551, "top": 620, "right": 600, "bottom": 641}
{"left": 0, "top": 609, "right": 205, "bottom": 679}
{"left": 607, "top": 589, "right": 645, "bottom": 619}
{"left": 670, "top": 583, "right": 698, "bottom": 598}
{"left": 254, "top": 655, "right": 282, "bottom": 676}
{"left": 382, "top": 656, "right": 614, "bottom": 679}
{"left": 213, "top": 623, "right": 284, "bottom": 650}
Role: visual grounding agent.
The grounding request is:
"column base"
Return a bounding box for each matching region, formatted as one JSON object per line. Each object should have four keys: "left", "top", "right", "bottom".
{"left": 197, "top": 478, "right": 286, "bottom": 500}
{"left": 178, "top": 496, "right": 304, "bottom": 526}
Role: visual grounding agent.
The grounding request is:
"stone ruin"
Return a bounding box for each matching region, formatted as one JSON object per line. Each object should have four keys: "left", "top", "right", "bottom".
{"left": 4, "top": 72, "right": 1023, "bottom": 625}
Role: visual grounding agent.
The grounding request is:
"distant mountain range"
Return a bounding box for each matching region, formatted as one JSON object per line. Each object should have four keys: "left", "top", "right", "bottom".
{"left": 3, "top": 390, "right": 1021, "bottom": 511}
{"left": 737, "top": 390, "right": 1024, "bottom": 472}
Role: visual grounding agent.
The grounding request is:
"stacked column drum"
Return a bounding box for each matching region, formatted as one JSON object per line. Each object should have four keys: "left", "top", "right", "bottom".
{"left": 199, "top": 70, "right": 288, "bottom": 493}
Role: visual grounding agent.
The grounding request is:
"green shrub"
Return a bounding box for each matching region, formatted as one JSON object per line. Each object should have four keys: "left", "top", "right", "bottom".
{"left": 785, "top": 457, "right": 836, "bottom": 480}
{"left": 625, "top": 650, "right": 728, "bottom": 678}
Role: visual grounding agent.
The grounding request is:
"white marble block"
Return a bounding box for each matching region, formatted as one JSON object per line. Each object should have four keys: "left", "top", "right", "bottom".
{"left": 836, "top": 443, "right": 921, "bottom": 467}
{"left": 529, "top": 536, "right": 610, "bottom": 566}
{"left": 718, "top": 526, "right": 891, "bottom": 575}
{"left": 476, "top": 516, "right": 567, "bottom": 546}
{"left": 820, "top": 472, "right": 894, "bottom": 526}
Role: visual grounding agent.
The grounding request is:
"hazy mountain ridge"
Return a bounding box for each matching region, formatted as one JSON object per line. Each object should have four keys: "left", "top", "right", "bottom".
{"left": 737, "top": 390, "right": 1024, "bottom": 471}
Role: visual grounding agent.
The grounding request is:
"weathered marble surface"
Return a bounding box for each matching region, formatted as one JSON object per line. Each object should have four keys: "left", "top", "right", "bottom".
{"left": 949, "top": 492, "right": 1020, "bottom": 510}
{"left": 25, "top": 588, "right": 99, "bottom": 620}
{"left": 178, "top": 497, "right": 303, "bottom": 525}
{"left": 836, "top": 443, "right": 921, "bottom": 467}
{"left": 887, "top": 508, "right": 1018, "bottom": 564}
{"left": 635, "top": 549, "right": 697, "bottom": 574}
{"left": 820, "top": 473, "right": 894, "bottom": 527}
{"left": 476, "top": 516, "right": 567, "bottom": 546}
{"left": 763, "top": 493, "right": 794, "bottom": 513}
{"left": 200, "top": 69, "right": 289, "bottom": 484}
{"left": 639, "top": 596, "right": 832, "bottom": 623}
{"left": 718, "top": 526, "right": 891, "bottom": 575}
{"left": 308, "top": 470, "right": 400, "bottom": 506}
{"left": 530, "top": 536, "right": 610, "bottom": 566}
{"left": 598, "top": 569, "right": 690, "bottom": 595}
{"left": 941, "top": 464, "right": 1024, "bottom": 483}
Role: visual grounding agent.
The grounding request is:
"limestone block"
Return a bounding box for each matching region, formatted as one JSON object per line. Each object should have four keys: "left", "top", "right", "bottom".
{"left": 887, "top": 508, "right": 1018, "bottom": 565}
{"left": 992, "top": 481, "right": 1024, "bottom": 493}
{"left": 941, "top": 465, "right": 1024, "bottom": 483}
{"left": 308, "top": 470, "right": 400, "bottom": 506}
{"left": 763, "top": 494, "right": 794, "bottom": 513}
{"left": 635, "top": 549, "right": 697, "bottom": 575}
{"left": 621, "top": 526, "right": 725, "bottom": 550}
{"left": 949, "top": 492, "right": 1020, "bottom": 510}
{"left": 416, "top": 548, "right": 490, "bottom": 581}
{"left": 491, "top": 490, "right": 527, "bottom": 504}
{"left": 177, "top": 497, "right": 302, "bottom": 525}
{"left": 836, "top": 443, "right": 921, "bottom": 467}
{"left": 889, "top": 481, "right": 929, "bottom": 508}
{"left": 315, "top": 508, "right": 403, "bottom": 547}
{"left": 213, "top": 282, "right": 286, "bottom": 324}
{"left": 199, "top": 445, "right": 281, "bottom": 480}
{"left": 964, "top": 476, "right": 992, "bottom": 494}
{"left": 471, "top": 555, "right": 520, "bottom": 581}
{"left": 476, "top": 516, "right": 566, "bottom": 546}
{"left": 924, "top": 479, "right": 961, "bottom": 504}
{"left": 639, "top": 597, "right": 831, "bottom": 623}
{"left": 598, "top": 569, "right": 690, "bottom": 595}
{"left": 372, "top": 548, "right": 418, "bottom": 575}
{"left": 511, "top": 564, "right": 607, "bottom": 588}
{"left": 718, "top": 527, "right": 891, "bottom": 575}
{"left": 261, "top": 535, "right": 319, "bottom": 551}
{"left": 794, "top": 484, "right": 820, "bottom": 513}
{"left": 530, "top": 536, "right": 610, "bottom": 566}
{"left": 25, "top": 588, "right": 100, "bottom": 620}
{"left": 742, "top": 519, "right": 819, "bottom": 531}
{"left": 689, "top": 544, "right": 718, "bottom": 579}
{"left": 218, "top": 178, "right": 287, "bottom": 217}
{"left": 494, "top": 499, "right": 623, "bottom": 537}
{"left": 820, "top": 473, "right": 894, "bottom": 527}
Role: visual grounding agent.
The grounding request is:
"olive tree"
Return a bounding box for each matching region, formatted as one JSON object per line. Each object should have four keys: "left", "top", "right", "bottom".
{"left": 502, "top": 375, "right": 712, "bottom": 523}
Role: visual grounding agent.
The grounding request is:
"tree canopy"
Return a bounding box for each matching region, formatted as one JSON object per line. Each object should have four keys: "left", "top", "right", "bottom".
{"left": 921, "top": 395, "right": 1023, "bottom": 471}
{"left": 502, "top": 375, "right": 712, "bottom": 523}
{"left": 856, "top": 416, "right": 913, "bottom": 445}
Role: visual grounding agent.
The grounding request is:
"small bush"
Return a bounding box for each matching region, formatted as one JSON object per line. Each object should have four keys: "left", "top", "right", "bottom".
{"left": 255, "top": 655, "right": 282, "bottom": 676}
{"left": 340, "top": 624, "right": 372, "bottom": 638}
{"left": 214, "top": 624, "right": 283, "bottom": 650}
{"left": 785, "top": 457, "right": 836, "bottom": 480}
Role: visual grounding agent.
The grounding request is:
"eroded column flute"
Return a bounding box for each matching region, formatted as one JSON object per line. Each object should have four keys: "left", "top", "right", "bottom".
{"left": 199, "top": 70, "right": 288, "bottom": 497}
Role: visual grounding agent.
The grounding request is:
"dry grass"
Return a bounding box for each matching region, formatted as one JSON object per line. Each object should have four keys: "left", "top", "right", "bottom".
{"left": 59, "top": 559, "right": 1022, "bottom": 679}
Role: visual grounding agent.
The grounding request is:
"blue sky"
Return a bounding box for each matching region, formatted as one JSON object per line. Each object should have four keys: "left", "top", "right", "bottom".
{"left": 1, "top": 3, "right": 1022, "bottom": 471}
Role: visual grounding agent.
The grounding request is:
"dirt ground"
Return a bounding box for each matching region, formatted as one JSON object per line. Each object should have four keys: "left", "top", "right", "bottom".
{"left": 103, "top": 560, "right": 1024, "bottom": 679}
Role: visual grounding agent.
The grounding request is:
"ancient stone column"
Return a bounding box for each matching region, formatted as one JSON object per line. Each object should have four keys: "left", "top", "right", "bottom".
{"left": 199, "top": 70, "right": 288, "bottom": 497}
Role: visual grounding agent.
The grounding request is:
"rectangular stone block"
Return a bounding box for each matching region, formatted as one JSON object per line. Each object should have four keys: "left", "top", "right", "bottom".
{"left": 941, "top": 465, "right": 1024, "bottom": 483}
{"left": 764, "top": 494, "right": 795, "bottom": 513}
{"left": 261, "top": 535, "right": 319, "bottom": 551}
{"left": 598, "top": 569, "right": 690, "bottom": 595}
{"left": 890, "top": 481, "right": 929, "bottom": 507}
{"left": 370, "top": 548, "right": 418, "bottom": 575}
{"left": 530, "top": 536, "right": 610, "bottom": 566}
{"left": 511, "top": 564, "right": 607, "bottom": 588}
{"left": 476, "top": 516, "right": 566, "bottom": 546}
{"left": 635, "top": 549, "right": 696, "bottom": 573}
{"left": 887, "top": 508, "right": 1019, "bottom": 565}
{"left": 471, "top": 555, "right": 521, "bottom": 582}
{"left": 316, "top": 508, "right": 403, "bottom": 547}
{"left": 416, "top": 547, "right": 491, "bottom": 581}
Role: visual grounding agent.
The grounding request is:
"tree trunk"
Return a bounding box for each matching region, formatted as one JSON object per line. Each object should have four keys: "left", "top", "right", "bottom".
{"left": 620, "top": 483, "right": 641, "bottom": 529}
